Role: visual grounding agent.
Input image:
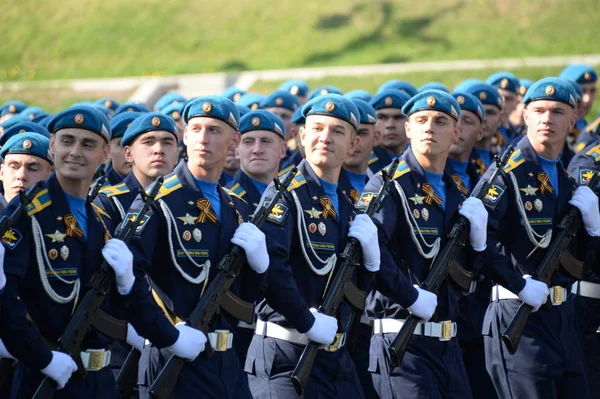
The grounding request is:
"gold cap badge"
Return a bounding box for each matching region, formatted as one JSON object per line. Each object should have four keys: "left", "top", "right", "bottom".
{"left": 519, "top": 86, "right": 527, "bottom": 95}
{"left": 585, "top": 72, "right": 591, "bottom": 81}
{"left": 325, "top": 101, "right": 335, "bottom": 112}
{"left": 22, "top": 139, "right": 32, "bottom": 150}
{"left": 320, "top": 89, "right": 329, "bottom": 95}
{"left": 104, "top": 100, "right": 112, "bottom": 108}
{"left": 74, "top": 114, "right": 84, "bottom": 124}
{"left": 501, "top": 78, "right": 509, "bottom": 89}
{"left": 426, "top": 96, "right": 436, "bottom": 107}
{"left": 202, "top": 102, "right": 212, "bottom": 113}
{"left": 172, "top": 111, "right": 180, "bottom": 120}
{"left": 233, "top": 93, "right": 242, "bottom": 102}
{"left": 385, "top": 97, "right": 393, "bottom": 106}
{"left": 479, "top": 92, "right": 487, "bottom": 101}
{"left": 276, "top": 97, "right": 284, "bottom": 106}
{"left": 251, "top": 117, "right": 261, "bottom": 127}
{"left": 290, "top": 86, "right": 299, "bottom": 95}
{"left": 151, "top": 116, "right": 161, "bottom": 127}
{"left": 545, "top": 85, "right": 555, "bottom": 96}
{"left": 251, "top": 103, "right": 259, "bottom": 111}
{"left": 8, "top": 105, "right": 16, "bottom": 113}
{"left": 457, "top": 96, "right": 465, "bottom": 105}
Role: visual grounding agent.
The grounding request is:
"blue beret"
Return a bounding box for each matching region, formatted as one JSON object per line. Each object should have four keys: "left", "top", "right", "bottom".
{"left": 279, "top": 80, "right": 310, "bottom": 97}
{"left": 236, "top": 104, "right": 251, "bottom": 118}
{"left": 370, "top": 89, "right": 411, "bottom": 111}
{"left": 522, "top": 77, "right": 577, "bottom": 109}
{"left": 154, "top": 92, "right": 187, "bottom": 112}
{"left": 239, "top": 110, "right": 285, "bottom": 138}
{"left": 47, "top": 105, "right": 111, "bottom": 142}
{"left": 110, "top": 112, "right": 142, "bottom": 140}
{"left": 96, "top": 98, "right": 120, "bottom": 111}
{"left": 464, "top": 83, "right": 504, "bottom": 109}
{"left": 291, "top": 107, "right": 306, "bottom": 125}
{"left": 302, "top": 94, "right": 360, "bottom": 130}
{"left": 566, "top": 80, "right": 583, "bottom": 102}
{"left": 0, "top": 114, "right": 30, "bottom": 130}
{"left": 260, "top": 90, "right": 300, "bottom": 111}
{"left": 222, "top": 86, "right": 247, "bottom": 102}
{"left": 452, "top": 92, "right": 485, "bottom": 123}
{"left": 402, "top": 90, "right": 460, "bottom": 121}
{"left": 31, "top": 113, "right": 52, "bottom": 124}
{"left": 419, "top": 82, "right": 449, "bottom": 93}
{"left": 237, "top": 93, "right": 265, "bottom": 111}
{"left": 160, "top": 102, "right": 185, "bottom": 121}
{"left": 182, "top": 95, "right": 240, "bottom": 130}
{"left": 559, "top": 64, "right": 597, "bottom": 84}
{"left": 0, "top": 100, "right": 27, "bottom": 117}
{"left": 121, "top": 112, "right": 177, "bottom": 146}
{"left": 453, "top": 79, "right": 483, "bottom": 93}
{"left": 113, "top": 102, "right": 150, "bottom": 116}
{"left": 0, "top": 132, "right": 53, "bottom": 165}
{"left": 345, "top": 90, "right": 372, "bottom": 102}
{"left": 377, "top": 80, "right": 417, "bottom": 97}
{"left": 1, "top": 122, "right": 50, "bottom": 147}
{"left": 37, "top": 114, "right": 54, "bottom": 129}
{"left": 351, "top": 99, "right": 377, "bottom": 125}
{"left": 518, "top": 79, "right": 534, "bottom": 96}
{"left": 21, "top": 106, "right": 46, "bottom": 120}
{"left": 90, "top": 104, "right": 112, "bottom": 119}
{"left": 486, "top": 72, "right": 520, "bottom": 93}
{"left": 308, "top": 86, "right": 343, "bottom": 101}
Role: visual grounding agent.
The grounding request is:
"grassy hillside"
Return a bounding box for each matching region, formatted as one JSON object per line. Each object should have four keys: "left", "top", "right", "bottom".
{"left": 0, "top": 0, "right": 598, "bottom": 81}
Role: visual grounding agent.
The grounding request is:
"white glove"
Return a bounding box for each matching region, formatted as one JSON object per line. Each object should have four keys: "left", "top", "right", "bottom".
{"left": 569, "top": 186, "right": 600, "bottom": 237}
{"left": 167, "top": 323, "right": 207, "bottom": 361}
{"left": 231, "top": 222, "right": 269, "bottom": 274}
{"left": 0, "top": 242, "right": 5, "bottom": 291}
{"left": 348, "top": 214, "right": 380, "bottom": 272}
{"left": 0, "top": 339, "right": 15, "bottom": 360}
{"left": 517, "top": 276, "right": 549, "bottom": 312}
{"left": 306, "top": 308, "right": 338, "bottom": 346}
{"left": 126, "top": 323, "right": 146, "bottom": 352}
{"left": 407, "top": 285, "right": 438, "bottom": 322}
{"left": 102, "top": 239, "right": 135, "bottom": 295}
{"left": 458, "top": 197, "right": 488, "bottom": 252}
{"left": 40, "top": 351, "right": 77, "bottom": 390}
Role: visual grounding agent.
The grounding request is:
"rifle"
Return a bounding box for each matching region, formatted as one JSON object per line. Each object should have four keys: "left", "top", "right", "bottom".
{"left": 148, "top": 169, "right": 298, "bottom": 399}
{"left": 388, "top": 146, "right": 514, "bottom": 367}
{"left": 501, "top": 171, "right": 600, "bottom": 354}
{"left": 290, "top": 158, "right": 399, "bottom": 396}
{"left": 32, "top": 176, "right": 165, "bottom": 399}
{"left": 88, "top": 175, "right": 107, "bottom": 202}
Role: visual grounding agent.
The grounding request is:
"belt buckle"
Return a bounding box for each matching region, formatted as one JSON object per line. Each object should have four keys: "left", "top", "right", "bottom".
{"left": 551, "top": 286, "right": 565, "bottom": 305}
{"left": 86, "top": 349, "right": 105, "bottom": 372}
{"left": 440, "top": 321, "right": 453, "bottom": 341}
{"left": 325, "top": 333, "right": 345, "bottom": 352}
{"left": 215, "top": 330, "right": 230, "bottom": 351}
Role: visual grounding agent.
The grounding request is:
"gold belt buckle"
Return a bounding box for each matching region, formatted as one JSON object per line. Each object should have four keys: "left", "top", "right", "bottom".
{"left": 86, "top": 349, "right": 105, "bottom": 372}
{"left": 325, "top": 333, "right": 346, "bottom": 352}
{"left": 440, "top": 321, "right": 453, "bottom": 341}
{"left": 552, "top": 286, "right": 565, "bottom": 305}
{"left": 215, "top": 330, "right": 230, "bottom": 351}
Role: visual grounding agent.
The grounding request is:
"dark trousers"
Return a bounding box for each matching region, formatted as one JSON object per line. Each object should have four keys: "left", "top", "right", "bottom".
{"left": 574, "top": 294, "right": 600, "bottom": 399}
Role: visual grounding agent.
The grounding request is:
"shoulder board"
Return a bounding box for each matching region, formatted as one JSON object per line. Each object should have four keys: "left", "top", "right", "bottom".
{"left": 228, "top": 182, "right": 247, "bottom": 199}
{"left": 575, "top": 141, "right": 587, "bottom": 153}
{"left": 368, "top": 151, "right": 379, "bottom": 165}
{"left": 391, "top": 160, "right": 410, "bottom": 179}
{"left": 26, "top": 189, "right": 52, "bottom": 216}
{"left": 503, "top": 149, "right": 524, "bottom": 173}
{"left": 585, "top": 116, "right": 600, "bottom": 133}
{"left": 287, "top": 171, "right": 307, "bottom": 191}
{"left": 223, "top": 187, "right": 247, "bottom": 203}
{"left": 153, "top": 175, "right": 182, "bottom": 200}
{"left": 99, "top": 182, "right": 130, "bottom": 198}
{"left": 91, "top": 203, "right": 111, "bottom": 219}
{"left": 278, "top": 164, "right": 295, "bottom": 177}
{"left": 585, "top": 143, "right": 600, "bottom": 162}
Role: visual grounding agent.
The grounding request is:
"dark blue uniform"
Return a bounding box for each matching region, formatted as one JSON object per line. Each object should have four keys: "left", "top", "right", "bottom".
{"left": 0, "top": 173, "right": 173, "bottom": 398}
{"left": 129, "top": 160, "right": 266, "bottom": 399}
{"left": 364, "top": 150, "right": 480, "bottom": 399}
{"left": 247, "top": 160, "right": 372, "bottom": 398}
{"left": 575, "top": 115, "right": 600, "bottom": 153}
{"left": 368, "top": 146, "right": 396, "bottom": 175}
{"left": 479, "top": 137, "right": 598, "bottom": 399}
{"left": 567, "top": 141, "right": 600, "bottom": 399}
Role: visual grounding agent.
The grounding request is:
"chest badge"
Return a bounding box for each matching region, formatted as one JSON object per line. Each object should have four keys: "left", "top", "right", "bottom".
{"left": 60, "top": 245, "right": 69, "bottom": 260}
{"left": 422, "top": 208, "right": 430, "bottom": 222}
{"left": 48, "top": 249, "right": 58, "bottom": 260}
{"left": 304, "top": 207, "right": 323, "bottom": 219}
{"left": 534, "top": 199, "right": 543, "bottom": 212}
{"left": 45, "top": 230, "right": 67, "bottom": 243}
{"left": 318, "top": 222, "right": 327, "bottom": 236}
{"left": 193, "top": 228, "right": 202, "bottom": 242}
{"left": 409, "top": 194, "right": 425, "bottom": 205}
{"left": 520, "top": 185, "right": 539, "bottom": 196}
{"left": 182, "top": 230, "right": 192, "bottom": 241}
{"left": 413, "top": 208, "right": 420, "bottom": 219}
{"left": 309, "top": 223, "right": 317, "bottom": 234}
{"left": 177, "top": 213, "right": 197, "bottom": 225}
{"left": 525, "top": 201, "right": 533, "bottom": 211}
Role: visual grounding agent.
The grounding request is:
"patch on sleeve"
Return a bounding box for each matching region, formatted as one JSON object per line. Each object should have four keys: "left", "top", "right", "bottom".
{"left": 2, "top": 228, "right": 23, "bottom": 250}
{"left": 483, "top": 184, "right": 506, "bottom": 206}
{"left": 119, "top": 212, "right": 151, "bottom": 235}
{"left": 267, "top": 203, "right": 289, "bottom": 225}
{"left": 356, "top": 192, "right": 378, "bottom": 211}
{"left": 579, "top": 168, "right": 596, "bottom": 185}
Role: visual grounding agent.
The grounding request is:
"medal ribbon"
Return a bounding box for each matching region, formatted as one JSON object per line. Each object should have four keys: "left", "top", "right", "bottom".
{"left": 537, "top": 172, "right": 554, "bottom": 195}
{"left": 196, "top": 198, "right": 218, "bottom": 224}
{"left": 319, "top": 196, "right": 337, "bottom": 220}
{"left": 64, "top": 215, "right": 84, "bottom": 239}
{"left": 421, "top": 183, "right": 443, "bottom": 206}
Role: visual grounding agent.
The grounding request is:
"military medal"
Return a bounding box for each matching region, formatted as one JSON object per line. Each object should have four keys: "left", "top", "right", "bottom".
{"left": 60, "top": 245, "right": 69, "bottom": 260}
{"left": 413, "top": 208, "right": 420, "bottom": 219}
{"left": 534, "top": 199, "right": 543, "bottom": 212}
{"left": 409, "top": 194, "right": 425, "bottom": 205}
{"left": 422, "top": 208, "right": 429, "bottom": 221}
{"left": 304, "top": 207, "right": 323, "bottom": 219}
{"left": 183, "top": 230, "right": 192, "bottom": 241}
{"left": 48, "top": 249, "right": 58, "bottom": 260}
{"left": 309, "top": 223, "right": 317, "bottom": 234}
{"left": 520, "top": 185, "right": 539, "bottom": 196}
{"left": 318, "top": 222, "right": 326, "bottom": 236}
{"left": 45, "top": 230, "right": 66, "bottom": 243}
{"left": 525, "top": 201, "right": 533, "bottom": 211}
{"left": 177, "top": 213, "right": 197, "bottom": 225}
{"left": 193, "top": 228, "right": 202, "bottom": 242}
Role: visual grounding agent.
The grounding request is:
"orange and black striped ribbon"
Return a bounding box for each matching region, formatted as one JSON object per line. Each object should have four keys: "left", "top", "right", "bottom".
{"left": 196, "top": 198, "right": 218, "bottom": 224}
{"left": 451, "top": 175, "right": 469, "bottom": 196}
{"left": 537, "top": 172, "right": 554, "bottom": 195}
{"left": 64, "top": 215, "right": 84, "bottom": 239}
{"left": 319, "top": 196, "right": 337, "bottom": 220}
{"left": 421, "top": 183, "right": 443, "bottom": 206}
{"left": 349, "top": 189, "right": 360, "bottom": 204}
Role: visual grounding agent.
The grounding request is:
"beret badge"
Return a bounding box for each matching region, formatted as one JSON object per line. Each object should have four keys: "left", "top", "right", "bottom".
{"left": 501, "top": 78, "right": 509, "bottom": 89}
{"left": 320, "top": 89, "right": 329, "bottom": 95}
{"left": 172, "top": 111, "right": 180, "bottom": 120}
{"left": 151, "top": 117, "right": 161, "bottom": 127}
{"left": 251, "top": 104, "right": 259, "bottom": 111}
{"left": 104, "top": 100, "right": 112, "bottom": 108}
{"left": 22, "top": 139, "right": 32, "bottom": 150}
{"left": 74, "top": 114, "right": 84, "bottom": 125}
{"left": 290, "top": 86, "right": 299, "bottom": 95}
{"left": 202, "top": 102, "right": 212, "bottom": 113}
{"left": 426, "top": 96, "right": 436, "bottom": 107}
{"left": 457, "top": 96, "right": 465, "bottom": 105}
{"left": 585, "top": 72, "right": 591, "bottom": 81}
{"left": 385, "top": 97, "right": 393, "bottom": 106}
{"left": 8, "top": 105, "right": 16, "bottom": 113}
{"left": 275, "top": 98, "right": 284, "bottom": 106}
{"left": 479, "top": 92, "right": 487, "bottom": 101}
{"left": 325, "top": 101, "right": 336, "bottom": 112}
{"left": 233, "top": 93, "right": 242, "bottom": 102}
{"left": 545, "top": 85, "right": 555, "bottom": 96}
{"left": 251, "top": 117, "right": 261, "bottom": 127}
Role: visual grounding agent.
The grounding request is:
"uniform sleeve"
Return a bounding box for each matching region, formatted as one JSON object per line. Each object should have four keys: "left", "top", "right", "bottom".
{"left": 364, "top": 175, "right": 419, "bottom": 308}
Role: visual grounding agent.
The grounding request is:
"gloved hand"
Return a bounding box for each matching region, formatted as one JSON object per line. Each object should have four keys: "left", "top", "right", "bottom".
{"left": 517, "top": 276, "right": 549, "bottom": 312}
{"left": 231, "top": 223, "right": 269, "bottom": 274}
{"left": 102, "top": 239, "right": 135, "bottom": 295}
{"left": 569, "top": 186, "right": 600, "bottom": 237}
{"left": 0, "top": 339, "right": 15, "bottom": 360}
{"left": 348, "top": 214, "right": 380, "bottom": 272}
{"left": 40, "top": 351, "right": 78, "bottom": 390}
{"left": 407, "top": 285, "right": 438, "bottom": 322}
{"left": 458, "top": 197, "right": 488, "bottom": 252}
{"left": 306, "top": 308, "right": 338, "bottom": 346}
{"left": 0, "top": 242, "right": 5, "bottom": 291}
{"left": 126, "top": 323, "right": 146, "bottom": 352}
{"left": 167, "top": 323, "right": 207, "bottom": 361}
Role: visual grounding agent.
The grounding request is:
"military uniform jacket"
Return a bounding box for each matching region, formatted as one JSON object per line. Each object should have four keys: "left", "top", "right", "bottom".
{"left": 368, "top": 146, "right": 396, "bottom": 175}
{"left": 477, "top": 137, "right": 599, "bottom": 296}
{"left": 0, "top": 193, "right": 7, "bottom": 213}
{"left": 338, "top": 168, "right": 369, "bottom": 205}
{"left": 128, "top": 160, "right": 267, "bottom": 333}
{"left": 256, "top": 160, "right": 374, "bottom": 333}
{"left": 363, "top": 150, "right": 481, "bottom": 322}
{"left": 280, "top": 149, "right": 303, "bottom": 175}
{"left": 444, "top": 160, "right": 480, "bottom": 197}
{"left": 226, "top": 169, "right": 263, "bottom": 211}
{"left": 0, "top": 174, "right": 160, "bottom": 370}
{"left": 95, "top": 172, "right": 143, "bottom": 226}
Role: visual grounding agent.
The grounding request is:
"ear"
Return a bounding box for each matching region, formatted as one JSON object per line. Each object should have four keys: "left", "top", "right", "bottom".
{"left": 452, "top": 120, "right": 460, "bottom": 142}
{"left": 124, "top": 146, "right": 134, "bottom": 163}
{"left": 183, "top": 125, "right": 190, "bottom": 147}
{"left": 476, "top": 123, "right": 485, "bottom": 142}
{"left": 373, "top": 128, "right": 381, "bottom": 147}
{"left": 405, "top": 120, "right": 412, "bottom": 139}
{"left": 229, "top": 131, "right": 241, "bottom": 152}
{"left": 100, "top": 141, "right": 110, "bottom": 164}
{"left": 522, "top": 105, "right": 529, "bottom": 127}
{"left": 279, "top": 138, "right": 287, "bottom": 160}
{"left": 299, "top": 126, "right": 307, "bottom": 148}
{"left": 49, "top": 133, "right": 56, "bottom": 156}
{"left": 348, "top": 132, "right": 360, "bottom": 156}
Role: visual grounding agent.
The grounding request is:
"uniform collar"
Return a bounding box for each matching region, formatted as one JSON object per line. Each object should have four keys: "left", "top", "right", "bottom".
{"left": 123, "top": 172, "right": 142, "bottom": 192}
{"left": 232, "top": 169, "right": 263, "bottom": 207}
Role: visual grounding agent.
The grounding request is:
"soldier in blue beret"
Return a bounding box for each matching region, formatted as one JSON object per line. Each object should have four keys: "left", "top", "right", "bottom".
{"left": 0, "top": 114, "right": 30, "bottom": 137}
{"left": 260, "top": 90, "right": 300, "bottom": 138}
{"left": 160, "top": 102, "right": 187, "bottom": 160}
{"left": 153, "top": 92, "right": 186, "bottom": 112}
{"left": 0, "top": 100, "right": 27, "bottom": 123}
{"left": 0, "top": 104, "right": 193, "bottom": 397}
{"left": 0, "top": 122, "right": 50, "bottom": 147}
{"left": 308, "top": 85, "right": 344, "bottom": 101}
{"left": 90, "top": 103, "right": 113, "bottom": 120}
{"left": 361, "top": 89, "right": 488, "bottom": 398}
{"left": 419, "top": 82, "right": 449, "bottom": 93}
{"left": 95, "top": 98, "right": 120, "bottom": 113}
{"left": 128, "top": 95, "right": 268, "bottom": 398}
{"left": 478, "top": 77, "right": 600, "bottom": 398}
{"left": 237, "top": 93, "right": 265, "bottom": 111}
{"left": 377, "top": 79, "right": 418, "bottom": 97}
{"left": 279, "top": 107, "right": 306, "bottom": 174}
{"left": 20, "top": 106, "right": 47, "bottom": 122}
{"left": 248, "top": 94, "right": 376, "bottom": 398}
{"left": 368, "top": 89, "right": 411, "bottom": 174}
{"left": 279, "top": 80, "right": 310, "bottom": 104}
{"left": 560, "top": 64, "right": 597, "bottom": 120}
{"left": 345, "top": 89, "right": 373, "bottom": 102}
{"left": 223, "top": 86, "right": 247, "bottom": 103}
{"left": 486, "top": 72, "right": 522, "bottom": 141}
{"left": 114, "top": 101, "right": 150, "bottom": 116}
